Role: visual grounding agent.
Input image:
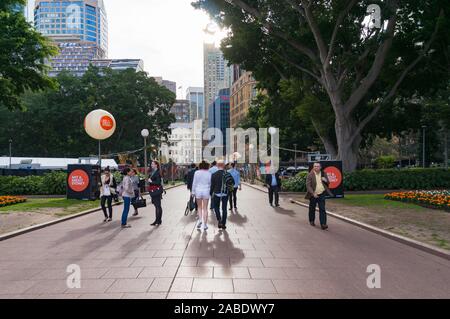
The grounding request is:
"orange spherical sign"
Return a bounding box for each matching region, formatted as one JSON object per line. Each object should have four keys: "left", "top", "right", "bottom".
{"left": 324, "top": 166, "right": 342, "bottom": 189}
{"left": 68, "top": 170, "right": 89, "bottom": 192}
{"left": 84, "top": 109, "right": 116, "bottom": 140}
{"left": 100, "top": 116, "right": 114, "bottom": 130}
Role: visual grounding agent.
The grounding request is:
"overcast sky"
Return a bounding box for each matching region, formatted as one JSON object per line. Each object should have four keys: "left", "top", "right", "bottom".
{"left": 28, "top": 0, "right": 225, "bottom": 99}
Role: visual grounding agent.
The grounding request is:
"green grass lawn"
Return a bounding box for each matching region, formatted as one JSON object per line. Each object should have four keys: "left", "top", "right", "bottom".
{"left": 337, "top": 194, "right": 426, "bottom": 211}
{"left": 0, "top": 198, "right": 100, "bottom": 216}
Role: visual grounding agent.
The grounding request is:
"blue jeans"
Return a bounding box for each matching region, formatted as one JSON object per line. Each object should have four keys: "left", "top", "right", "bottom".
{"left": 213, "top": 194, "right": 229, "bottom": 225}
{"left": 121, "top": 196, "right": 131, "bottom": 226}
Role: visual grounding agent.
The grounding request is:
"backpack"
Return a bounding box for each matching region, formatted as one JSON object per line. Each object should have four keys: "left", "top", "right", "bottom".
{"left": 221, "top": 172, "right": 235, "bottom": 194}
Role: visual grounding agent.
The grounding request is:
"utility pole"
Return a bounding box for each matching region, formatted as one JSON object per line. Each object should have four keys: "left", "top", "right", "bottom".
{"left": 422, "top": 125, "right": 427, "bottom": 168}
{"left": 9, "top": 139, "right": 12, "bottom": 169}
{"left": 444, "top": 129, "right": 448, "bottom": 170}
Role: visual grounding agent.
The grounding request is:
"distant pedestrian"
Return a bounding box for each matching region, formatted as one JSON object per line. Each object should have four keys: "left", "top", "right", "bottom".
{"left": 131, "top": 169, "right": 141, "bottom": 216}
{"left": 100, "top": 167, "right": 116, "bottom": 222}
{"left": 148, "top": 160, "right": 164, "bottom": 226}
{"left": 228, "top": 163, "right": 241, "bottom": 211}
{"left": 192, "top": 161, "right": 212, "bottom": 231}
{"left": 120, "top": 167, "right": 135, "bottom": 228}
{"left": 305, "top": 162, "right": 333, "bottom": 230}
{"left": 210, "top": 160, "right": 234, "bottom": 230}
{"left": 265, "top": 168, "right": 281, "bottom": 207}
{"left": 208, "top": 161, "right": 218, "bottom": 211}
{"left": 186, "top": 163, "right": 198, "bottom": 212}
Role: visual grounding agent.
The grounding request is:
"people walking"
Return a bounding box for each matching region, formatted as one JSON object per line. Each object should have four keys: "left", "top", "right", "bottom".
{"left": 192, "top": 161, "right": 212, "bottom": 231}
{"left": 131, "top": 169, "right": 141, "bottom": 216}
{"left": 305, "top": 162, "right": 333, "bottom": 230}
{"left": 186, "top": 163, "right": 198, "bottom": 212}
{"left": 148, "top": 160, "right": 164, "bottom": 226}
{"left": 208, "top": 161, "right": 218, "bottom": 211}
{"left": 228, "top": 162, "right": 241, "bottom": 211}
{"left": 120, "top": 167, "right": 135, "bottom": 228}
{"left": 265, "top": 168, "right": 281, "bottom": 207}
{"left": 100, "top": 167, "right": 116, "bottom": 222}
{"left": 210, "top": 160, "right": 234, "bottom": 230}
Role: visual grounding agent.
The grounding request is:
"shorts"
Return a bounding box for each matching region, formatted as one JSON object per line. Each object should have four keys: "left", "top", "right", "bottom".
{"left": 194, "top": 190, "right": 210, "bottom": 200}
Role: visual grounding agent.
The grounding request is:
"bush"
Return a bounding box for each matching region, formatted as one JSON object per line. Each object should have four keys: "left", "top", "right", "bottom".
{"left": 282, "top": 168, "right": 450, "bottom": 192}
{"left": 282, "top": 171, "right": 308, "bottom": 192}
{"left": 0, "top": 172, "right": 67, "bottom": 195}
{"left": 375, "top": 155, "right": 396, "bottom": 169}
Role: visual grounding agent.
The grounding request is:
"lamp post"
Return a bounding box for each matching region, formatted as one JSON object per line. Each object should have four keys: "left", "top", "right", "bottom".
{"left": 9, "top": 139, "right": 12, "bottom": 170}
{"left": 141, "top": 129, "right": 149, "bottom": 189}
{"left": 422, "top": 125, "right": 427, "bottom": 168}
{"left": 249, "top": 144, "right": 255, "bottom": 184}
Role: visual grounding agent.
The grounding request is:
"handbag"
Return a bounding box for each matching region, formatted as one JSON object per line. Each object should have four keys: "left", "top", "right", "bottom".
{"left": 148, "top": 184, "right": 163, "bottom": 197}
{"left": 185, "top": 195, "right": 196, "bottom": 216}
{"left": 132, "top": 196, "right": 147, "bottom": 208}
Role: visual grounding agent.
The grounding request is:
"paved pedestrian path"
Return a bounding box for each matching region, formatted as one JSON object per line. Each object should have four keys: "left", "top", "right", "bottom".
{"left": 0, "top": 185, "right": 449, "bottom": 299}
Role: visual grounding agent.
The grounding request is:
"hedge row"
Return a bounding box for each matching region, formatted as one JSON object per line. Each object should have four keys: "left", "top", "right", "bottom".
{"left": 282, "top": 168, "right": 450, "bottom": 192}
{"left": 0, "top": 172, "right": 67, "bottom": 196}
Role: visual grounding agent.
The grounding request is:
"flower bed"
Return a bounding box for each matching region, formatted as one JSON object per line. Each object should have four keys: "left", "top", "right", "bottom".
{"left": 0, "top": 196, "right": 27, "bottom": 207}
{"left": 385, "top": 190, "right": 450, "bottom": 211}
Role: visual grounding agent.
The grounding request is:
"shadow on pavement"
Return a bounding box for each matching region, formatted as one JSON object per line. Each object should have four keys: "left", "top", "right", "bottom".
{"left": 273, "top": 206, "right": 297, "bottom": 217}
{"left": 227, "top": 209, "right": 248, "bottom": 227}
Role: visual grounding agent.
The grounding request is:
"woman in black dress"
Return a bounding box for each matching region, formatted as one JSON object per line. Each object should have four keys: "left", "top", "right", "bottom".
{"left": 148, "top": 160, "right": 163, "bottom": 226}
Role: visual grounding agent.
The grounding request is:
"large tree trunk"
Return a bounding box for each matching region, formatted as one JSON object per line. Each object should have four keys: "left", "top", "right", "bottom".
{"left": 310, "top": 118, "right": 337, "bottom": 159}
{"left": 335, "top": 114, "right": 362, "bottom": 172}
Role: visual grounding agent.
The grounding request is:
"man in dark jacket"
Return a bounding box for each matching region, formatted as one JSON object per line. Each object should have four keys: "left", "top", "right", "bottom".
{"left": 305, "top": 162, "right": 333, "bottom": 230}
{"left": 210, "top": 160, "right": 234, "bottom": 229}
{"left": 185, "top": 163, "right": 198, "bottom": 212}
{"left": 185, "top": 163, "right": 197, "bottom": 191}
{"left": 264, "top": 169, "right": 282, "bottom": 207}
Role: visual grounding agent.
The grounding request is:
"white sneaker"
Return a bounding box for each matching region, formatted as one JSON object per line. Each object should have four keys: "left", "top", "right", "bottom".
{"left": 197, "top": 221, "right": 202, "bottom": 229}
{"left": 203, "top": 224, "right": 208, "bottom": 231}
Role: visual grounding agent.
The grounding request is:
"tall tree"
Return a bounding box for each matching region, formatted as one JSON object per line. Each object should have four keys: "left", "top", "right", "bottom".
{"left": 0, "top": 0, "right": 57, "bottom": 110}
{"left": 193, "top": 0, "right": 449, "bottom": 171}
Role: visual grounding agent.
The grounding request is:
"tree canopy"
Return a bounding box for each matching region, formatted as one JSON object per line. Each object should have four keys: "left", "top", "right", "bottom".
{"left": 193, "top": 0, "right": 450, "bottom": 171}
{"left": 0, "top": 67, "right": 176, "bottom": 158}
{"left": 0, "top": 0, "right": 57, "bottom": 110}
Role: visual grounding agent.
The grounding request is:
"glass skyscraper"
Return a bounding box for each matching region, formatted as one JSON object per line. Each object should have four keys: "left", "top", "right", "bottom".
{"left": 34, "top": 0, "right": 108, "bottom": 75}
{"left": 208, "top": 88, "right": 230, "bottom": 153}
{"left": 186, "top": 87, "right": 205, "bottom": 122}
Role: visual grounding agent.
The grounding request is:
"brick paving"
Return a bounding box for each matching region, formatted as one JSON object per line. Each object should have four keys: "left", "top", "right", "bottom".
{"left": 0, "top": 185, "right": 449, "bottom": 299}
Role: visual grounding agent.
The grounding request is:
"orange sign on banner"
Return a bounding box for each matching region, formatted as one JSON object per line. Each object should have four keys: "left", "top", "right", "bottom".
{"left": 68, "top": 169, "right": 89, "bottom": 192}
{"left": 324, "top": 166, "right": 343, "bottom": 189}
{"left": 100, "top": 116, "right": 114, "bottom": 131}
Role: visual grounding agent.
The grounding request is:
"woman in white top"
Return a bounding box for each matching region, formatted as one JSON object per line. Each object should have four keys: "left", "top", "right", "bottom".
{"left": 191, "top": 161, "right": 212, "bottom": 231}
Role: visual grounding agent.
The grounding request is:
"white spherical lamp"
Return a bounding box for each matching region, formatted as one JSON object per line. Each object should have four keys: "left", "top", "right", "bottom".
{"left": 141, "top": 129, "right": 149, "bottom": 138}
{"left": 84, "top": 109, "right": 116, "bottom": 140}
{"left": 268, "top": 127, "right": 277, "bottom": 135}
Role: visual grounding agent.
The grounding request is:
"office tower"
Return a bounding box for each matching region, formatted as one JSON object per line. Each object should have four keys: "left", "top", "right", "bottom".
{"left": 152, "top": 77, "right": 177, "bottom": 95}
{"left": 208, "top": 88, "right": 230, "bottom": 153}
{"left": 171, "top": 100, "right": 191, "bottom": 123}
{"left": 34, "top": 0, "right": 108, "bottom": 75}
{"left": 230, "top": 68, "right": 258, "bottom": 128}
{"left": 203, "top": 43, "right": 230, "bottom": 126}
{"left": 186, "top": 87, "right": 204, "bottom": 121}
